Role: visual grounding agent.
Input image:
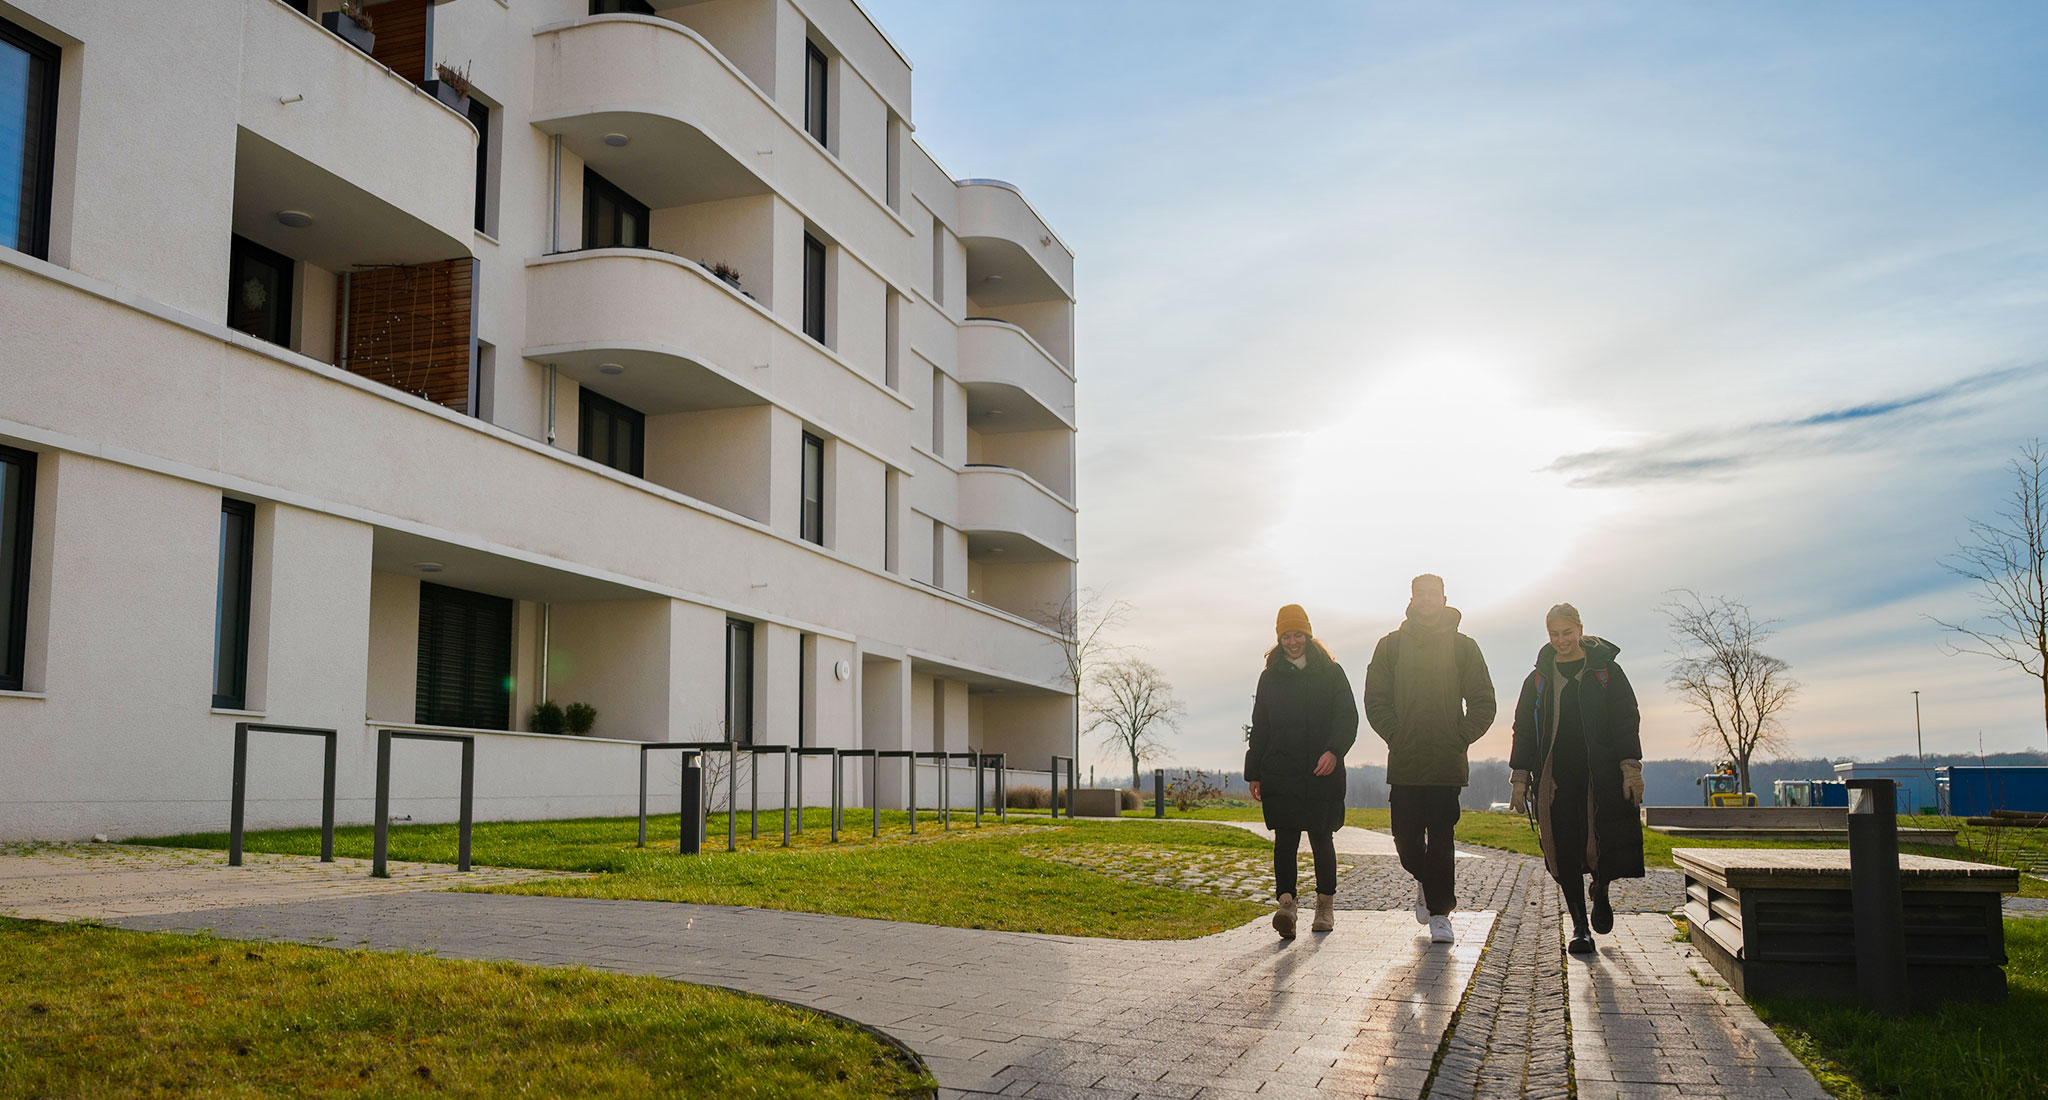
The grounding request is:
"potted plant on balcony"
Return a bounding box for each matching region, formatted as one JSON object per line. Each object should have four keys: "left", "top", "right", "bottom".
{"left": 320, "top": 1, "right": 375, "bottom": 55}
{"left": 700, "top": 259, "right": 744, "bottom": 291}
{"left": 428, "top": 60, "right": 475, "bottom": 113}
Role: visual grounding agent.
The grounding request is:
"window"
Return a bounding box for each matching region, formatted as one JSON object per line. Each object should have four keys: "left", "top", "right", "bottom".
{"left": 582, "top": 167, "right": 648, "bottom": 250}
{"left": 883, "top": 471, "right": 898, "bottom": 574}
{"left": 884, "top": 291, "right": 901, "bottom": 390}
{"left": 1, "top": 15, "right": 58, "bottom": 260}
{"left": 725, "top": 618, "right": 754, "bottom": 744}
{"left": 929, "top": 216, "right": 944, "bottom": 305}
{"left": 929, "top": 370, "right": 944, "bottom": 456}
{"left": 930, "top": 520, "right": 945, "bottom": 588}
{"left": 416, "top": 582, "right": 513, "bottom": 730}
{"left": 0, "top": 446, "right": 34, "bottom": 692}
{"left": 227, "top": 234, "right": 294, "bottom": 348}
{"left": 578, "top": 387, "right": 644, "bottom": 477}
{"left": 467, "top": 97, "right": 492, "bottom": 234}
{"left": 802, "top": 232, "right": 827, "bottom": 343}
{"left": 800, "top": 432, "right": 825, "bottom": 545}
{"left": 590, "top": 0, "right": 655, "bottom": 13}
{"left": 212, "top": 500, "right": 256, "bottom": 709}
{"left": 804, "top": 41, "right": 828, "bottom": 147}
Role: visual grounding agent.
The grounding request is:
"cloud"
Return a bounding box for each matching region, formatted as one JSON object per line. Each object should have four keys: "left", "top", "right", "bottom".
{"left": 1547, "top": 363, "right": 2048, "bottom": 488}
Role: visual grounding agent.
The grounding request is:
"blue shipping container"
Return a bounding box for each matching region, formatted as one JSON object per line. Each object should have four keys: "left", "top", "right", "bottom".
{"left": 1940, "top": 767, "right": 2048, "bottom": 816}
{"left": 1813, "top": 781, "right": 1849, "bottom": 807}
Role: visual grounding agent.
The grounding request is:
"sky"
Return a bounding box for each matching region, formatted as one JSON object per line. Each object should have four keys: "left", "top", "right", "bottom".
{"left": 858, "top": 0, "right": 2048, "bottom": 772}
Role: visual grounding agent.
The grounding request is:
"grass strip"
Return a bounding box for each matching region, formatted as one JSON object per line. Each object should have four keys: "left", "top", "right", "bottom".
{"left": 136, "top": 812, "right": 1269, "bottom": 940}
{"left": 1752, "top": 918, "right": 2048, "bottom": 1100}
{"left": 0, "top": 917, "right": 931, "bottom": 1099}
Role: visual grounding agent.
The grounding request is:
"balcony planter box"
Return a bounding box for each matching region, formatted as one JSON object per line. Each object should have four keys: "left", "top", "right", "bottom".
{"left": 320, "top": 11, "right": 375, "bottom": 55}
{"left": 425, "top": 80, "right": 471, "bottom": 114}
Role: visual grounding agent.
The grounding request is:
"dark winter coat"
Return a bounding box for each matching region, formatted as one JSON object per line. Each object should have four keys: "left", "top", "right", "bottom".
{"left": 1245, "top": 644, "right": 1359, "bottom": 832}
{"left": 1362, "top": 608, "right": 1497, "bottom": 787}
{"left": 1509, "top": 637, "right": 1645, "bottom": 882}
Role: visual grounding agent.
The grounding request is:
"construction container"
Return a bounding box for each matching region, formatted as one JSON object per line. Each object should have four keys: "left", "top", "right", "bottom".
{"left": 1938, "top": 767, "right": 2048, "bottom": 817}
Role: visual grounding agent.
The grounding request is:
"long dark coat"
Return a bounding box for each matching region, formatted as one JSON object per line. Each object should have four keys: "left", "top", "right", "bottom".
{"left": 1508, "top": 637, "right": 1645, "bottom": 882}
{"left": 1245, "top": 644, "right": 1359, "bottom": 832}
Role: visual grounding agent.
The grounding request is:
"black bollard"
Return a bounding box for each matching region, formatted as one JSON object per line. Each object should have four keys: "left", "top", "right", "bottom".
{"left": 1154, "top": 769, "right": 1166, "bottom": 818}
{"left": 681, "top": 757, "right": 704, "bottom": 856}
{"left": 1847, "top": 778, "right": 1909, "bottom": 1014}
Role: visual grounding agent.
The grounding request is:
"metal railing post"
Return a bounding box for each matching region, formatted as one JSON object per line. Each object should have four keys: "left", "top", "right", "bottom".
{"left": 637, "top": 750, "right": 650, "bottom": 848}
{"left": 1155, "top": 768, "right": 1166, "bottom": 819}
{"left": 457, "top": 737, "right": 475, "bottom": 872}
{"left": 372, "top": 729, "right": 393, "bottom": 878}
{"left": 681, "top": 755, "right": 703, "bottom": 855}
{"left": 871, "top": 753, "right": 880, "bottom": 837}
{"left": 974, "top": 751, "right": 985, "bottom": 826}
{"left": 320, "top": 733, "right": 336, "bottom": 861}
{"left": 229, "top": 724, "right": 249, "bottom": 867}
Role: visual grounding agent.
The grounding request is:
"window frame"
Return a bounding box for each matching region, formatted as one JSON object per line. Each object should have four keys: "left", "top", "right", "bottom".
{"left": 577, "top": 386, "right": 645, "bottom": 477}
{"left": 725, "top": 618, "right": 754, "bottom": 745}
{"left": 582, "top": 166, "right": 649, "bottom": 250}
{"left": 804, "top": 41, "right": 829, "bottom": 148}
{"left": 800, "top": 432, "right": 825, "bottom": 546}
{"left": 0, "top": 14, "right": 60, "bottom": 261}
{"left": 0, "top": 445, "right": 35, "bottom": 692}
{"left": 226, "top": 233, "right": 295, "bottom": 348}
{"left": 415, "top": 582, "right": 514, "bottom": 731}
{"left": 212, "top": 499, "right": 256, "bottom": 710}
{"left": 802, "top": 232, "right": 827, "bottom": 344}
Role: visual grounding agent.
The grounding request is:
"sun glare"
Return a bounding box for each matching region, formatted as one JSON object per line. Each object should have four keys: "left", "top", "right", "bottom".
{"left": 1269, "top": 360, "right": 1629, "bottom": 617}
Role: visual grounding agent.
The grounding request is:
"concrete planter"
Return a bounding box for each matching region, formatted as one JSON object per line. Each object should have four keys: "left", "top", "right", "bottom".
{"left": 319, "top": 11, "right": 375, "bottom": 55}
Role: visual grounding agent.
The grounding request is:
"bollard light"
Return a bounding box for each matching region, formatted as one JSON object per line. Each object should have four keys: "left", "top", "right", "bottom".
{"left": 1847, "top": 778, "right": 1909, "bottom": 1014}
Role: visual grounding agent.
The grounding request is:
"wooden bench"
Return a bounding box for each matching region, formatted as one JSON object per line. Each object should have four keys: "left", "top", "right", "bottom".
{"left": 1644, "top": 805, "right": 1956, "bottom": 845}
{"left": 1675, "top": 847, "right": 2019, "bottom": 1006}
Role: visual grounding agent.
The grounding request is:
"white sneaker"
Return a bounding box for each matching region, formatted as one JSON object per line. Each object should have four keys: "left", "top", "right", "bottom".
{"left": 1428, "top": 915, "right": 1455, "bottom": 944}
{"left": 1413, "top": 884, "right": 1429, "bottom": 925}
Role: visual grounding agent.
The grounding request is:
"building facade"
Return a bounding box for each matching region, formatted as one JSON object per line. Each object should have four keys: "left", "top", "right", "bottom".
{"left": 0, "top": 0, "right": 1079, "bottom": 838}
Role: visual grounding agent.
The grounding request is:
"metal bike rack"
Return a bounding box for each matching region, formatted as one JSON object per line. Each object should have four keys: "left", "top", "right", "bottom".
{"left": 744, "top": 744, "right": 793, "bottom": 847}
{"left": 837, "top": 748, "right": 879, "bottom": 837}
{"left": 372, "top": 729, "right": 474, "bottom": 878}
{"left": 982, "top": 752, "right": 1007, "bottom": 823}
{"left": 946, "top": 750, "right": 981, "bottom": 827}
{"left": 672, "top": 740, "right": 741, "bottom": 852}
{"left": 792, "top": 747, "right": 839, "bottom": 839}
{"left": 636, "top": 744, "right": 704, "bottom": 853}
{"left": 228, "top": 722, "right": 338, "bottom": 866}
{"left": 877, "top": 749, "right": 917, "bottom": 833}
{"left": 916, "top": 750, "right": 950, "bottom": 828}
{"left": 1050, "top": 754, "right": 1075, "bottom": 819}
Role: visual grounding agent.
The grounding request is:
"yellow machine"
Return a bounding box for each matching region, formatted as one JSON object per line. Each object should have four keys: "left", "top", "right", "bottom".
{"left": 1699, "top": 763, "right": 1758, "bottom": 807}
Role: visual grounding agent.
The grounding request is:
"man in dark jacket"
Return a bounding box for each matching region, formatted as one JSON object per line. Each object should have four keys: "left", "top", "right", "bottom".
{"left": 1363, "top": 574, "right": 1497, "bottom": 944}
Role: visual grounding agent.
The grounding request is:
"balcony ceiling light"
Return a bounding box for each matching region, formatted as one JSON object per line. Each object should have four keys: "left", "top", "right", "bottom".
{"left": 413, "top": 561, "right": 445, "bottom": 574}
{"left": 598, "top": 362, "right": 626, "bottom": 375}
{"left": 602, "top": 132, "right": 630, "bottom": 147}
{"left": 982, "top": 274, "right": 1002, "bottom": 283}
{"left": 276, "top": 210, "right": 315, "bottom": 228}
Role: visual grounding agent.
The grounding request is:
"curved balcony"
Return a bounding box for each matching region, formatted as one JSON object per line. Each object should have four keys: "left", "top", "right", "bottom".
{"left": 954, "top": 180, "right": 1074, "bottom": 305}
{"left": 531, "top": 17, "right": 904, "bottom": 248}
{"left": 235, "top": 0, "right": 476, "bottom": 265}
{"left": 524, "top": 250, "right": 907, "bottom": 453}
{"left": 958, "top": 320, "right": 1075, "bottom": 433}
{"left": 956, "top": 465, "right": 1077, "bottom": 563}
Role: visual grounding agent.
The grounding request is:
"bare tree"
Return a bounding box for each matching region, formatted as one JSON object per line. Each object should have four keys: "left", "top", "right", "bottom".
{"left": 1034, "top": 588, "right": 1133, "bottom": 773}
{"left": 1931, "top": 439, "right": 2048, "bottom": 748}
{"left": 1085, "top": 657, "right": 1185, "bottom": 788}
{"left": 1658, "top": 590, "right": 1800, "bottom": 795}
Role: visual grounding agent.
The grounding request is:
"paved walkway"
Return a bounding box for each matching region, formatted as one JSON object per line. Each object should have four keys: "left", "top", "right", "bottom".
{"left": 0, "top": 837, "right": 1835, "bottom": 1100}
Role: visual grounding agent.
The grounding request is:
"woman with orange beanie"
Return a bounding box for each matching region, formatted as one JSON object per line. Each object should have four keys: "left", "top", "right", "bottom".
{"left": 1245, "top": 604, "right": 1360, "bottom": 938}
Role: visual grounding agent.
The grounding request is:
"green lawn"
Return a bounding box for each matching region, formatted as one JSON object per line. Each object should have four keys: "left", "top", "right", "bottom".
{"left": 1755, "top": 918, "right": 2048, "bottom": 1100}
{"left": 136, "top": 811, "right": 1268, "bottom": 940}
{"left": 0, "top": 917, "right": 930, "bottom": 1099}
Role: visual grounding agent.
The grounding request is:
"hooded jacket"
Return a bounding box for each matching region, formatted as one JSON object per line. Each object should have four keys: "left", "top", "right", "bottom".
{"left": 1245, "top": 642, "right": 1359, "bottom": 833}
{"left": 1362, "top": 607, "right": 1497, "bottom": 787}
{"left": 1509, "top": 636, "right": 1645, "bottom": 881}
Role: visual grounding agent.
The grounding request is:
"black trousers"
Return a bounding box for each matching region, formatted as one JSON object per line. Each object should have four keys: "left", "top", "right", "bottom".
{"left": 1273, "top": 828, "right": 1337, "bottom": 899}
{"left": 1391, "top": 785, "right": 1462, "bottom": 915}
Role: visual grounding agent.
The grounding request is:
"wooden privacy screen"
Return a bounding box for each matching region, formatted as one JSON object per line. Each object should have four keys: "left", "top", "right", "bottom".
{"left": 366, "top": 0, "right": 431, "bottom": 85}
{"left": 338, "top": 258, "right": 477, "bottom": 413}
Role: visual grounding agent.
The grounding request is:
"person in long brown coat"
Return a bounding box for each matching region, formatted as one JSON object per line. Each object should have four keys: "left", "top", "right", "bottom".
{"left": 1508, "top": 603, "right": 1646, "bottom": 954}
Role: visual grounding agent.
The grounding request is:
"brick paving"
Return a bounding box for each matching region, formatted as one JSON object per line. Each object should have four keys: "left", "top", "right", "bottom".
{"left": 0, "top": 832, "right": 1847, "bottom": 1099}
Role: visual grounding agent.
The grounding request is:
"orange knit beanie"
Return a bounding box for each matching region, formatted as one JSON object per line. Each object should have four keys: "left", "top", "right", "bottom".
{"left": 1275, "top": 604, "right": 1312, "bottom": 637}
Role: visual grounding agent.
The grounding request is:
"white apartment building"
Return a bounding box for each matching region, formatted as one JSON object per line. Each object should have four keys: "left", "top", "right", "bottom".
{"left": 0, "top": 0, "right": 1079, "bottom": 838}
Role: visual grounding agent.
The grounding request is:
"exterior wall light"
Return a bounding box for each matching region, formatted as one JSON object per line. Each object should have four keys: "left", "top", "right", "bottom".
{"left": 413, "top": 561, "right": 445, "bottom": 573}
{"left": 602, "top": 132, "right": 630, "bottom": 147}
{"left": 833, "top": 659, "right": 851, "bottom": 681}
{"left": 276, "top": 210, "right": 315, "bottom": 228}
{"left": 597, "top": 362, "right": 625, "bottom": 375}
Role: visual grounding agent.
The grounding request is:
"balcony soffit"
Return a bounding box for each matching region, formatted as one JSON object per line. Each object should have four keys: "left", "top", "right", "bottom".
{"left": 963, "top": 381, "right": 1071, "bottom": 434}
{"left": 232, "top": 129, "right": 471, "bottom": 270}
{"left": 962, "top": 237, "right": 1068, "bottom": 306}
{"left": 543, "top": 109, "right": 771, "bottom": 209}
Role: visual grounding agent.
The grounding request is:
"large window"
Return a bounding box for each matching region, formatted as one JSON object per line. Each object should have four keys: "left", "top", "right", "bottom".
{"left": 212, "top": 500, "right": 256, "bottom": 709}
{"left": 804, "top": 41, "right": 828, "bottom": 147}
{"left": 802, "top": 232, "right": 827, "bottom": 343}
{"left": 0, "top": 446, "right": 34, "bottom": 692}
{"left": 800, "top": 432, "right": 825, "bottom": 545}
{"left": 582, "top": 167, "right": 648, "bottom": 250}
{"left": 1, "top": 16, "right": 58, "bottom": 260}
{"left": 227, "top": 235, "right": 294, "bottom": 348}
{"left": 416, "top": 582, "right": 513, "bottom": 730}
{"left": 467, "top": 97, "right": 492, "bottom": 234}
{"left": 725, "top": 618, "right": 754, "bottom": 744}
{"left": 578, "top": 387, "right": 644, "bottom": 477}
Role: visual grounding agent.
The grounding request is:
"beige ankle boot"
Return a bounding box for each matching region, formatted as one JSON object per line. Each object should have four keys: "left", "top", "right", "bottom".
{"left": 1272, "top": 893, "right": 1297, "bottom": 939}
{"left": 1312, "top": 893, "right": 1335, "bottom": 933}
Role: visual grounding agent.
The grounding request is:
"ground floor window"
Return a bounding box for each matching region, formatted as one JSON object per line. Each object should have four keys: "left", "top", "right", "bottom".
{"left": 0, "top": 445, "right": 34, "bottom": 691}
{"left": 212, "top": 499, "right": 255, "bottom": 709}
{"left": 725, "top": 618, "right": 753, "bottom": 744}
{"left": 416, "top": 582, "right": 513, "bottom": 730}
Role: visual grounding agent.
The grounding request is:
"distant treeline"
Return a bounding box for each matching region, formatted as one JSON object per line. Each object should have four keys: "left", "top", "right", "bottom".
{"left": 1156, "top": 750, "right": 2048, "bottom": 811}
